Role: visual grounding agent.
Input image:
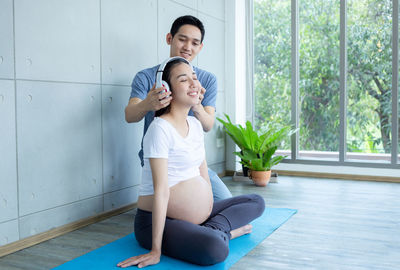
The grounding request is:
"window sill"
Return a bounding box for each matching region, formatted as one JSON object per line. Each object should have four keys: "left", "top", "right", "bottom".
{"left": 273, "top": 163, "right": 400, "bottom": 183}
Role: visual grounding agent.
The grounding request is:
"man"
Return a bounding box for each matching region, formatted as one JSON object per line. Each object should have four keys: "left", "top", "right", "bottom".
{"left": 125, "top": 15, "right": 231, "bottom": 201}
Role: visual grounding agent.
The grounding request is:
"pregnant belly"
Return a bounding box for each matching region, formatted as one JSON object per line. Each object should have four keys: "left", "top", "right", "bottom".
{"left": 167, "top": 175, "right": 213, "bottom": 224}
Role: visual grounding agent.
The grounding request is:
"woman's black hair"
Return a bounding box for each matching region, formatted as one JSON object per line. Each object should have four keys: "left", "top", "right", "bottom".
{"left": 155, "top": 58, "right": 190, "bottom": 117}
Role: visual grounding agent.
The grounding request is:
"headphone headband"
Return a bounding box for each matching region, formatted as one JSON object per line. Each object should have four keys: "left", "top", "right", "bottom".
{"left": 156, "top": 56, "right": 193, "bottom": 88}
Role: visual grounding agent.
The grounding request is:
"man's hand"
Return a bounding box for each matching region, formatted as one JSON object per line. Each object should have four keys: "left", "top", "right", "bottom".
{"left": 198, "top": 86, "right": 206, "bottom": 103}
{"left": 117, "top": 250, "right": 161, "bottom": 268}
{"left": 144, "top": 83, "right": 172, "bottom": 111}
{"left": 192, "top": 84, "right": 206, "bottom": 113}
{"left": 190, "top": 81, "right": 214, "bottom": 131}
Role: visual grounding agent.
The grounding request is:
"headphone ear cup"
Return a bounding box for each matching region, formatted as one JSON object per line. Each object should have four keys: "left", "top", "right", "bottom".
{"left": 161, "top": 80, "right": 170, "bottom": 93}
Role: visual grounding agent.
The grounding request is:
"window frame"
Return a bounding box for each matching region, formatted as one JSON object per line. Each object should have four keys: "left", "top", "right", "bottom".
{"left": 251, "top": 0, "right": 400, "bottom": 169}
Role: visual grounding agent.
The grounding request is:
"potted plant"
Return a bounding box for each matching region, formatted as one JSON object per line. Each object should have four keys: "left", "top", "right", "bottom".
{"left": 217, "top": 114, "right": 296, "bottom": 186}
{"left": 216, "top": 114, "right": 252, "bottom": 176}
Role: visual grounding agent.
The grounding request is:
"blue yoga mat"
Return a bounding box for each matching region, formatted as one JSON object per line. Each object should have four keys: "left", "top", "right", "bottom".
{"left": 54, "top": 208, "right": 297, "bottom": 270}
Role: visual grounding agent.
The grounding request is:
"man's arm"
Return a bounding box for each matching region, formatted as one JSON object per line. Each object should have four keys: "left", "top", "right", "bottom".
{"left": 124, "top": 97, "right": 149, "bottom": 123}
{"left": 192, "top": 105, "right": 215, "bottom": 132}
{"left": 125, "top": 84, "right": 172, "bottom": 123}
{"left": 191, "top": 85, "right": 215, "bottom": 132}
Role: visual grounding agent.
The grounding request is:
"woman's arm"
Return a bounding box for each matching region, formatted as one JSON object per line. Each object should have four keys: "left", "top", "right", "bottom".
{"left": 199, "top": 159, "right": 211, "bottom": 186}
{"left": 117, "top": 158, "right": 169, "bottom": 268}
{"left": 149, "top": 158, "right": 170, "bottom": 253}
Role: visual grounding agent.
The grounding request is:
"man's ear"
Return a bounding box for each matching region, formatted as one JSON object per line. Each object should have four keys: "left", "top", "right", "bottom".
{"left": 199, "top": 42, "right": 204, "bottom": 52}
{"left": 166, "top": 33, "right": 173, "bottom": 45}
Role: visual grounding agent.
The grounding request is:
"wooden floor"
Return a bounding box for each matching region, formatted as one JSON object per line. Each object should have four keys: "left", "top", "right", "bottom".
{"left": 1, "top": 176, "right": 399, "bottom": 270}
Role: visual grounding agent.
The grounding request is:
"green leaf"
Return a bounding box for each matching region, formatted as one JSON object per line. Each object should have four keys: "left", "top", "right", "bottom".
{"left": 218, "top": 114, "right": 294, "bottom": 171}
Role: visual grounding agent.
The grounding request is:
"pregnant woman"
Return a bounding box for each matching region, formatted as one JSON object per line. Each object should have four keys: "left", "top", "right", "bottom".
{"left": 117, "top": 57, "right": 265, "bottom": 268}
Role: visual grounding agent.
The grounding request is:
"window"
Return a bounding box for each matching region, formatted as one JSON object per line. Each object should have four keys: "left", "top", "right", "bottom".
{"left": 299, "top": 0, "right": 340, "bottom": 160}
{"left": 254, "top": 0, "right": 292, "bottom": 152}
{"left": 347, "top": 0, "right": 392, "bottom": 163}
{"left": 253, "top": 0, "right": 400, "bottom": 168}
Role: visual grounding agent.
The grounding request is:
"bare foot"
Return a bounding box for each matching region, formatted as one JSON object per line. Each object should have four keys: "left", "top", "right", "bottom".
{"left": 230, "top": 224, "right": 252, "bottom": 240}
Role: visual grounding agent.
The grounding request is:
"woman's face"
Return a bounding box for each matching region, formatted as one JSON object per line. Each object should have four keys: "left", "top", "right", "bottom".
{"left": 169, "top": 63, "right": 200, "bottom": 107}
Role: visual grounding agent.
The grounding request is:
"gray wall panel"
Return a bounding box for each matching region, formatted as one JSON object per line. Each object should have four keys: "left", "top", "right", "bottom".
{"left": 0, "top": 80, "right": 17, "bottom": 223}
{"left": 0, "top": 219, "right": 19, "bottom": 246}
{"left": 197, "top": 14, "right": 225, "bottom": 91}
{"left": 14, "top": 0, "right": 100, "bottom": 83}
{"left": 205, "top": 92, "right": 225, "bottom": 165}
{"left": 158, "top": 0, "right": 198, "bottom": 62}
{"left": 101, "top": 0, "right": 157, "bottom": 86}
{"left": 208, "top": 162, "right": 225, "bottom": 176}
{"left": 102, "top": 86, "right": 143, "bottom": 193}
{"left": 2, "top": 0, "right": 226, "bottom": 247}
{"left": 17, "top": 81, "right": 102, "bottom": 216}
{"left": 170, "top": 0, "right": 197, "bottom": 10}
{"left": 198, "top": 0, "right": 225, "bottom": 20}
{"left": 0, "top": 0, "right": 14, "bottom": 79}
{"left": 19, "top": 196, "right": 103, "bottom": 239}
{"left": 104, "top": 187, "right": 139, "bottom": 212}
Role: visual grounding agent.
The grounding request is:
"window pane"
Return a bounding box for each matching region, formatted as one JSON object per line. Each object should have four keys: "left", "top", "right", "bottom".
{"left": 347, "top": 0, "right": 392, "bottom": 163}
{"left": 254, "top": 0, "right": 292, "bottom": 152}
{"left": 299, "top": 0, "right": 340, "bottom": 160}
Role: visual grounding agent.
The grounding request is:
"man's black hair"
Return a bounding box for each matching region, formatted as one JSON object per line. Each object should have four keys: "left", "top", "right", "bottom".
{"left": 170, "top": 15, "right": 205, "bottom": 43}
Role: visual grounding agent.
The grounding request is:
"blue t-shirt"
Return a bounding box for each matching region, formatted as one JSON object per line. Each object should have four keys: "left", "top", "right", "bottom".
{"left": 130, "top": 64, "right": 217, "bottom": 165}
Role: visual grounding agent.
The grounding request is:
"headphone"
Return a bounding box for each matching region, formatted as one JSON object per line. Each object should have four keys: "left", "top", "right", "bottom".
{"left": 156, "top": 56, "right": 193, "bottom": 94}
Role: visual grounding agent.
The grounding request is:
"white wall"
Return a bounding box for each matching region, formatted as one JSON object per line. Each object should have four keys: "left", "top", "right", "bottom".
{"left": 224, "top": 0, "right": 248, "bottom": 171}
{"left": 0, "top": 0, "right": 226, "bottom": 246}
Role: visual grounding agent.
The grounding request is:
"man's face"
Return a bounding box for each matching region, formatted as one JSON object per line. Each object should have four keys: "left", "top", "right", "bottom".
{"left": 167, "top": 24, "right": 203, "bottom": 62}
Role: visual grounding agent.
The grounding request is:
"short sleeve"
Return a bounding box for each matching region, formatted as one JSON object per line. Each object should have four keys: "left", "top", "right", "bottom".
{"left": 195, "top": 68, "right": 217, "bottom": 109}
{"left": 130, "top": 72, "right": 149, "bottom": 100}
{"left": 143, "top": 121, "right": 170, "bottom": 159}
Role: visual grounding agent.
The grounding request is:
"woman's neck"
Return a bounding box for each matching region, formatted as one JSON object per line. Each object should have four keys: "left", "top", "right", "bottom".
{"left": 161, "top": 104, "right": 191, "bottom": 137}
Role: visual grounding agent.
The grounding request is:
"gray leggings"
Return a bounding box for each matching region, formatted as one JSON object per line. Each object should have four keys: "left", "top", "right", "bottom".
{"left": 134, "top": 194, "right": 265, "bottom": 266}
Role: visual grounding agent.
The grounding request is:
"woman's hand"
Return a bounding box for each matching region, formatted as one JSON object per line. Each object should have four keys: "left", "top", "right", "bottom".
{"left": 117, "top": 250, "right": 161, "bottom": 268}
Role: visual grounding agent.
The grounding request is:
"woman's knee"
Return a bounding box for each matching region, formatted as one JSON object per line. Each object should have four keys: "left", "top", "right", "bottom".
{"left": 196, "top": 232, "right": 229, "bottom": 265}
{"left": 134, "top": 212, "right": 152, "bottom": 250}
{"left": 249, "top": 193, "right": 266, "bottom": 217}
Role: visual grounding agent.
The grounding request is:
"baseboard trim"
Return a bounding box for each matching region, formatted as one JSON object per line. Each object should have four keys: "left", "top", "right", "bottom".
{"left": 224, "top": 169, "right": 399, "bottom": 183}
{"left": 217, "top": 171, "right": 227, "bottom": 178}
{"left": 273, "top": 170, "right": 400, "bottom": 182}
{"left": 224, "top": 170, "right": 235, "bottom": 176}
{"left": 0, "top": 203, "right": 137, "bottom": 258}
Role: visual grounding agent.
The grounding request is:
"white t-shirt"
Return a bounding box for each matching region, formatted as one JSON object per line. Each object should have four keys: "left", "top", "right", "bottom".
{"left": 139, "top": 116, "right": 205, "bottom": 196}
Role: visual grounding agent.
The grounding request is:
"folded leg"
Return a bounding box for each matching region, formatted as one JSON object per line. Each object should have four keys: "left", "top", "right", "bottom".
{"left": 203, "top": 194, "right": 265, "bottom": 237}
{"left": 134, "top": 209, "right": 230, "bottom": 266}
{"left": 134, "top": 194, "right": 265, "bottom": 265}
